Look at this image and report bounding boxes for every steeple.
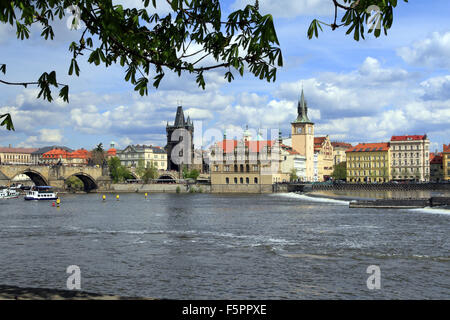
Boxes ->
[294,88,313,124]
[174,105,186,127]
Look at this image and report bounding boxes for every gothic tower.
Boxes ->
[165,105,194,172]
[291,88,315,181]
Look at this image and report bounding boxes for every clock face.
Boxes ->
[297,127,302,134]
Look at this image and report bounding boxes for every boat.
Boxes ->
[0,187,20,199]
[24,186,58,201]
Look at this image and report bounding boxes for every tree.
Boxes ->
[141,160,159,183]
[66,175,84,191]
[0,0,406,130]
[108,155,134,182]
[308,0,408,41]
[332,161,347,180]
[182,167,199,180]
[289,168,298,182]
[90,142,106,165]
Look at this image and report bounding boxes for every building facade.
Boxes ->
[165,105,194,172]
[314,136,334,181]
[209,132,288,193]
[346,143,391,183]
[41,148,90,166]
[31,146,73,164]
[444,144,450,181]
[0,147,37,165]
[390,135,430,181]
[280,144,306,181]
[117,145,167,170]
[331,142,353,165]
[291,89,315,181]
[430,152,443,182]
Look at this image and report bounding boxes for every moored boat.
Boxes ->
[0,187,20,199]
[24,186,58,201]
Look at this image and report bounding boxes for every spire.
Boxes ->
[174,105,186,127]
[223,129,227,140]
[294,88,313,124]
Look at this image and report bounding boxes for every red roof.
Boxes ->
[0,147,38,154]
[331,142,353,150]
[430,153,443,164]
[217,139,274,153]
[391,135,427,141]
[443,144,450,153]
[107,148,117,156]
[43,149,69,158]
[346,143,390,153]
[68,149,91,159]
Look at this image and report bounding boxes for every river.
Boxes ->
[0,192,449,299]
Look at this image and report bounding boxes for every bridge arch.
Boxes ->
[157,173,177,183]
[13,170,49,186]
[65,172,98,192]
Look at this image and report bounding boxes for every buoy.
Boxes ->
[102,195,106,201]
[145,192,148,199]
[52,202,55,207]
[56,198,61,206]
[116,194,119,201]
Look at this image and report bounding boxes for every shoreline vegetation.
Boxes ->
[0,284,152,300]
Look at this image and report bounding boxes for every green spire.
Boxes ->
[294,88,313,124]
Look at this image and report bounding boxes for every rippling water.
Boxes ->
[0,192,449,299]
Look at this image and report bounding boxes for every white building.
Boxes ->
[390,135,430,181]
[280,144,306,181]
[117,145,167,170]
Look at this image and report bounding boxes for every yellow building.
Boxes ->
[291,89,315,181]
[346,143,391,183]
[314,136,334,181]
[209,134,288,193]
[0,146,38,165]
[331,142,353,165]
[444,144,450,181]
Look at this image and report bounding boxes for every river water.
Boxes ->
[0,192,449,299]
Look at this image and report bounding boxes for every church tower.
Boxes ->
[291,89,315,181]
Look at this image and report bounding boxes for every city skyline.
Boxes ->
[1,0,449,151]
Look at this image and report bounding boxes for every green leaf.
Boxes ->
[0,113,15,131]
[59,85,69,103]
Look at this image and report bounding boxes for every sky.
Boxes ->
[0,0,449,152]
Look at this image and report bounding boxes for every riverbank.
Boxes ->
[0,285,152,300]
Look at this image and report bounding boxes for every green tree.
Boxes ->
[141,161,159,183]
[289,168,298,182]
[183,168,200,180]
[0,0,406,130]
[66,175,84,191]
[90,143,106,166]
[108,156,122,183]
[308,0,408,41]
[332,161,347,180]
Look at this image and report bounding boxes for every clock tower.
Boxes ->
[291,89,314,181]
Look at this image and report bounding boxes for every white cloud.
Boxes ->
[38,129,63,143]
[397,31,450,70]
[232,0,333,18]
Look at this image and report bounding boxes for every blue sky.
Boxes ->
[1,0,449,152]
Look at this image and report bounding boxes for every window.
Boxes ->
[226,177,229,184]
[234,177,238,184]
[240,177,243,184]
[246,177,249,184]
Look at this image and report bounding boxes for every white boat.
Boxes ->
[0,187,20,199]
[24,186,58,201]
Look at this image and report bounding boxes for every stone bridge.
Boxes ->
[0,165,111,192]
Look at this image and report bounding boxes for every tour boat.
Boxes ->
[0,187,20,199]
[24,186,58,201]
